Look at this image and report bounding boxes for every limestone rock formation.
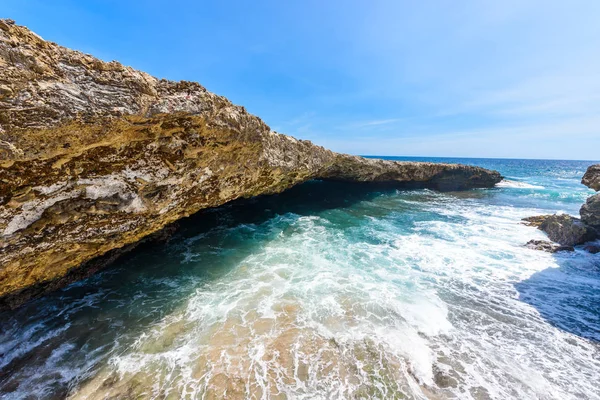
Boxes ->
[582,164,600,191]
[0,19,502,309]
[538,214,596,246]
[521,215,552,228]
[522,214,597,247]
[525,239,574,253]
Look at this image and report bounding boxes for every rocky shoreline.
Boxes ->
[0,20,502,310]
[523,164,600,253]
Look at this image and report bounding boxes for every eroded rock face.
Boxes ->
[0,19,502,309]
[538,214,597,246]
[521,215,552,228]
[580,194,600,229]
[582,164,600,191]
[320,154,501,190]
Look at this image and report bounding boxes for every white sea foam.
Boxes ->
[497,179,545,189]
[59,197,600,399]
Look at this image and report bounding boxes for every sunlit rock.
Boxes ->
[582,164,600,191]
[0,19,502,309]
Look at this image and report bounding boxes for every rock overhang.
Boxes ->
[0,19,502,309]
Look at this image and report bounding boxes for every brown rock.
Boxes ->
[582,164,600,191]
[525,240,574,253]
[0,20,502,309]
[580,193,600,229]
[521,215,552,228]
[539,214,597,246]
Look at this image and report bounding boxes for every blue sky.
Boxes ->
[4,1,600,160]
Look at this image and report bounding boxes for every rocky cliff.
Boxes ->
[0,19,502,309]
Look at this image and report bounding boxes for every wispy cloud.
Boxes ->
[444,73,600,119]
[315,115,600,160]
[340,118,403,129]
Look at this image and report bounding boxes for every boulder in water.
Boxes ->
[583,244,600,254]
[525,239,574,253]
[538,214,597,246]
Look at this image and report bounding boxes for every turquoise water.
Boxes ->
[1,158,600,399]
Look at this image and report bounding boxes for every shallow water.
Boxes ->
[1,157,599,399]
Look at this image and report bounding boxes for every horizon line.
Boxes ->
[360,155,600,163]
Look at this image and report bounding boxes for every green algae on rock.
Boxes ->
[0,19,502,309]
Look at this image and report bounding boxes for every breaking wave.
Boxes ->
[497,179,545,189]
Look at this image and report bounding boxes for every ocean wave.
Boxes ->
[63,198,600,399]
[497,179,545,189]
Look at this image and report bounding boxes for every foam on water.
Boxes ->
[497,179,545,189]
[1,158,599,399]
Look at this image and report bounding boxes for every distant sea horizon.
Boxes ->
[363,155,600,163]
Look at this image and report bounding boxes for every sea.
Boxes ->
[1,157,599,399]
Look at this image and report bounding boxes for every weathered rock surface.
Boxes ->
[523,162,600,250]
[521,215,552,228]
[0,19,502,309]
[523,214,597,247]
[537,214,597,246]
[582,164,600,191]
[525,239,574,253]
[580,193,600,229]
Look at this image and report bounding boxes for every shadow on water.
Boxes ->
[0,180,407,397]
[515,250,600,342]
